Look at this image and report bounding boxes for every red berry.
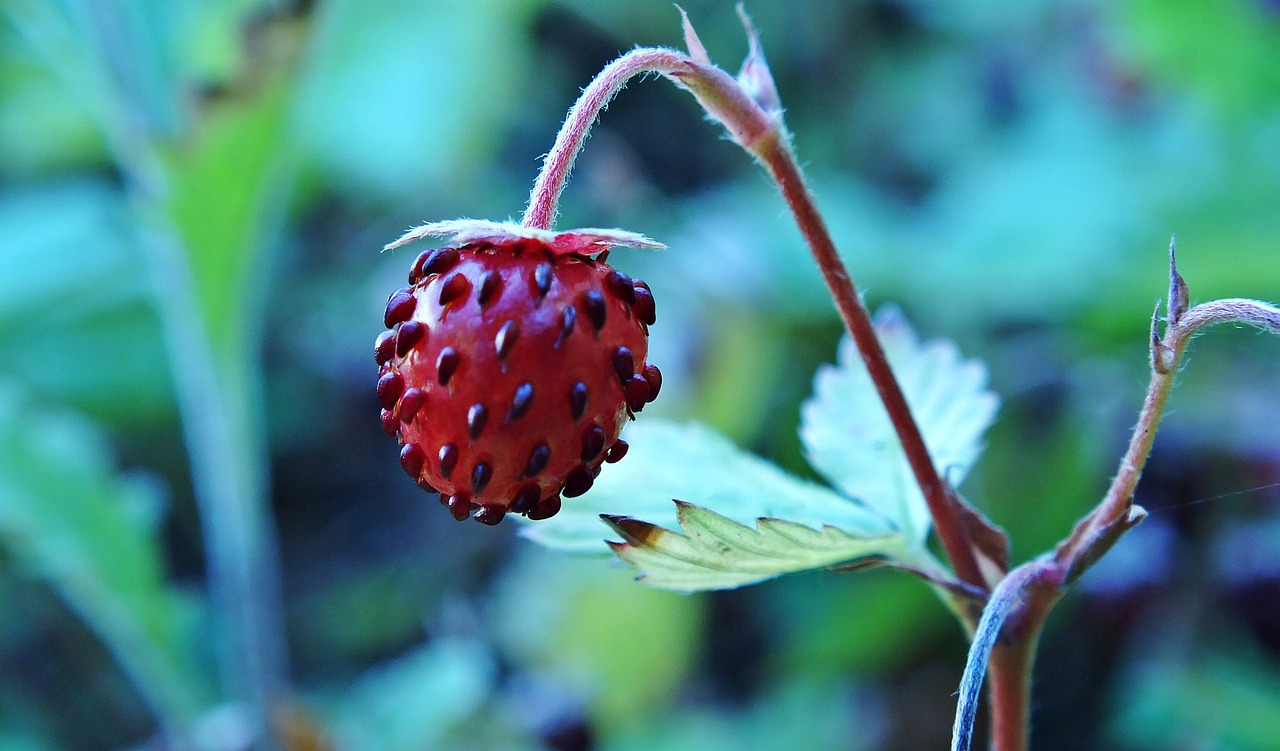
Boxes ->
[376,228,660,523]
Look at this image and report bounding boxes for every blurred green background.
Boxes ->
[1,0,1279,749]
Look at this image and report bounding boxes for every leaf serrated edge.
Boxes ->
[672,500,780,558]
[607,502,918,593]
[602,513,733,569]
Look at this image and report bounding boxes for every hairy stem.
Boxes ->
[1057,293,1280,580]
[519,41,986,591]
[753,133,986,590]
[1055,328,1186,580]
[523,49,692,230]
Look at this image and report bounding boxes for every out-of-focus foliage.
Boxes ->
[0,182,171,427]
[0,0,1277,750]
[0,386,208,726]
[322,637,497,751]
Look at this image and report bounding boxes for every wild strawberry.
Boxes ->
[376,221,663,525]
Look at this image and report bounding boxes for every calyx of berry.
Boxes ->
[385,219,664,255]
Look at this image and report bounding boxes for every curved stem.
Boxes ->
[1054,325,1187,581]
[522,49,692,230]
[1057,294,1280,581]
[519,42,986,591]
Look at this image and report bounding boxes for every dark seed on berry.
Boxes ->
[569,382,588,420]
[475,504,506,525]
[524,443,551,477]
[625,375,650,412]
[409,251,430,284]
[421,246,460,278]
[495,320,520,360]
[377,371,404,409]
[477,270,503,309]
[400,443,425,478]
[642,363,662,401]
[612,346,634,384]
[467,403,488,440]
[581,425,606,461]
[438,273,471,307]
[605,439,629,463]
[471,461,493,494]
[399,387,425,423]
[582,290,607,331]
[563,466,594,498]
[384,287,416,327]
[527,494,562,520]
[438,444,458,478]
[436,347,460,386]
[396,320,425,357]
[534,261,553,299]
[374,330,396,365]
[555,305,577,349]
[632,281,656,325]
[508,382,534,422]
[446,492,472,521]
[510,483,541,514]
[606,270,637,305]
[380,408,398,436]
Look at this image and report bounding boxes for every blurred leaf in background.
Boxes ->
[0,386,206,745]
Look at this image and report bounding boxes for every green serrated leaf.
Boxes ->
[519,420,893,554]
[606,502,912,592]
[0,383,207,729]
[800,306,999,546]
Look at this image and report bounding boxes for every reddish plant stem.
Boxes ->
[523,49,691,230]
[1054,329,1186,580]
[755,134,986,591]
[522,27,1280,751]
[951,559,1062,751]
[520,44,987,592]
[958,321,1185,751]
[973,289,1220,750]
[1059,294,1280,581]
[987,644,1035,751]
[986,585,1060,751]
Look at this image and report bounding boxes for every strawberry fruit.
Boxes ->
[376,221,662,525]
